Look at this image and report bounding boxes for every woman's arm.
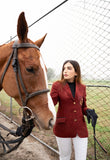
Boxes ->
[50,81,59,105]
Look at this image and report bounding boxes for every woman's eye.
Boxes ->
[67,67,72,70]
[26,67,35,73]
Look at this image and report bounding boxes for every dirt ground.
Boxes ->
[0,105,59,160]
[0,104,109,160]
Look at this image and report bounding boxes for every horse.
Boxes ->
[0,12,56,130]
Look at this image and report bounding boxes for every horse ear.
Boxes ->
[17,12,28,42]
[35,34,47,48]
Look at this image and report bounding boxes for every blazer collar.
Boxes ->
[64,82,78,100]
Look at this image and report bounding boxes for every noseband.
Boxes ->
[0,41,49,107]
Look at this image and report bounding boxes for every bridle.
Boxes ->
[0,41,50,154]
[0,41,49,107]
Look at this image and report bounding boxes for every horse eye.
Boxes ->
[26,67,35,73]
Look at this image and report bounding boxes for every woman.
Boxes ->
[50,60,98,160]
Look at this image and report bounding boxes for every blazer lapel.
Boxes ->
[75,83,78,99]
[63,83,75,100]
[63,82,80,100]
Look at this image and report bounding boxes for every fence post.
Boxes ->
[10,97,13,122]
[10,36,13,122]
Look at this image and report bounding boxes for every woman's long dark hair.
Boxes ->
[60,60,82,84]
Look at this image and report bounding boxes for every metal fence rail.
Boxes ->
[0,111,59,155]
[0,0,110,159]
[46,1,110,159]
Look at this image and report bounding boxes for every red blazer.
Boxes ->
[50,81,88,138]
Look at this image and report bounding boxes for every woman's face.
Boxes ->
[63,62,77,82]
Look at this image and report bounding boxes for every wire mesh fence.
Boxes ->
[46,0,110,159]
[86,86,110,159]
[0,0,110,159]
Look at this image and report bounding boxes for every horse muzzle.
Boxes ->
[34,114,56,130]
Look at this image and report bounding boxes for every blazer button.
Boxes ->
[73,102,76,104]
[74,110,77,113]
[74,119,77,122]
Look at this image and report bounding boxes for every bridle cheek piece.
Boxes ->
[12,41,49,106]
[0,40,49,108]
[0,41,49,154]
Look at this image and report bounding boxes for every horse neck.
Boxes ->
[0,43,13,86]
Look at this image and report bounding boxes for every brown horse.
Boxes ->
[0,12,56,130]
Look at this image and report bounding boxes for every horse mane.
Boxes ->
[17,12,28,42]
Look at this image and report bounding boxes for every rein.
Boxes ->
[0,108,35,155]
[0,41,49,154]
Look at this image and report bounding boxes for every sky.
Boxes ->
[0,0,71,70]
[0,0,67,44]
[0,0,110,81]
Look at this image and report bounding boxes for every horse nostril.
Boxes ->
[49,118,54,129]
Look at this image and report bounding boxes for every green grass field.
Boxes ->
[0,81,110,159]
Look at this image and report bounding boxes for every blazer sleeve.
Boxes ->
[50,81,59,106]
[82,85,88,115]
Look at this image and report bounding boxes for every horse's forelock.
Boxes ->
[17,12,28,42]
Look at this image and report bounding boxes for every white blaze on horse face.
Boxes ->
[40,55,56,122]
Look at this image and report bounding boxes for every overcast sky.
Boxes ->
[0,0,72,72]
[0,0,109,80]
[0,0,67,44]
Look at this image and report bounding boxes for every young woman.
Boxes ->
[50,60,98,160]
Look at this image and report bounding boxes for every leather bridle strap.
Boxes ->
[0,52,14,86]
[0,41,49,107]
[0,42,39,85]
[12,42,40,50]
[12,41,49,106]
[0,41,50,155]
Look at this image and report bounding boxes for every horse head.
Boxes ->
[0,12,56,129]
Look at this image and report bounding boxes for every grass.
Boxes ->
[0,81,110,159]
[0,90,20,116]
[0,90,19,108]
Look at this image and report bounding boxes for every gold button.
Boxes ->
[73,102,76,104]
[74,110,77,113]
[74,119,77,122]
